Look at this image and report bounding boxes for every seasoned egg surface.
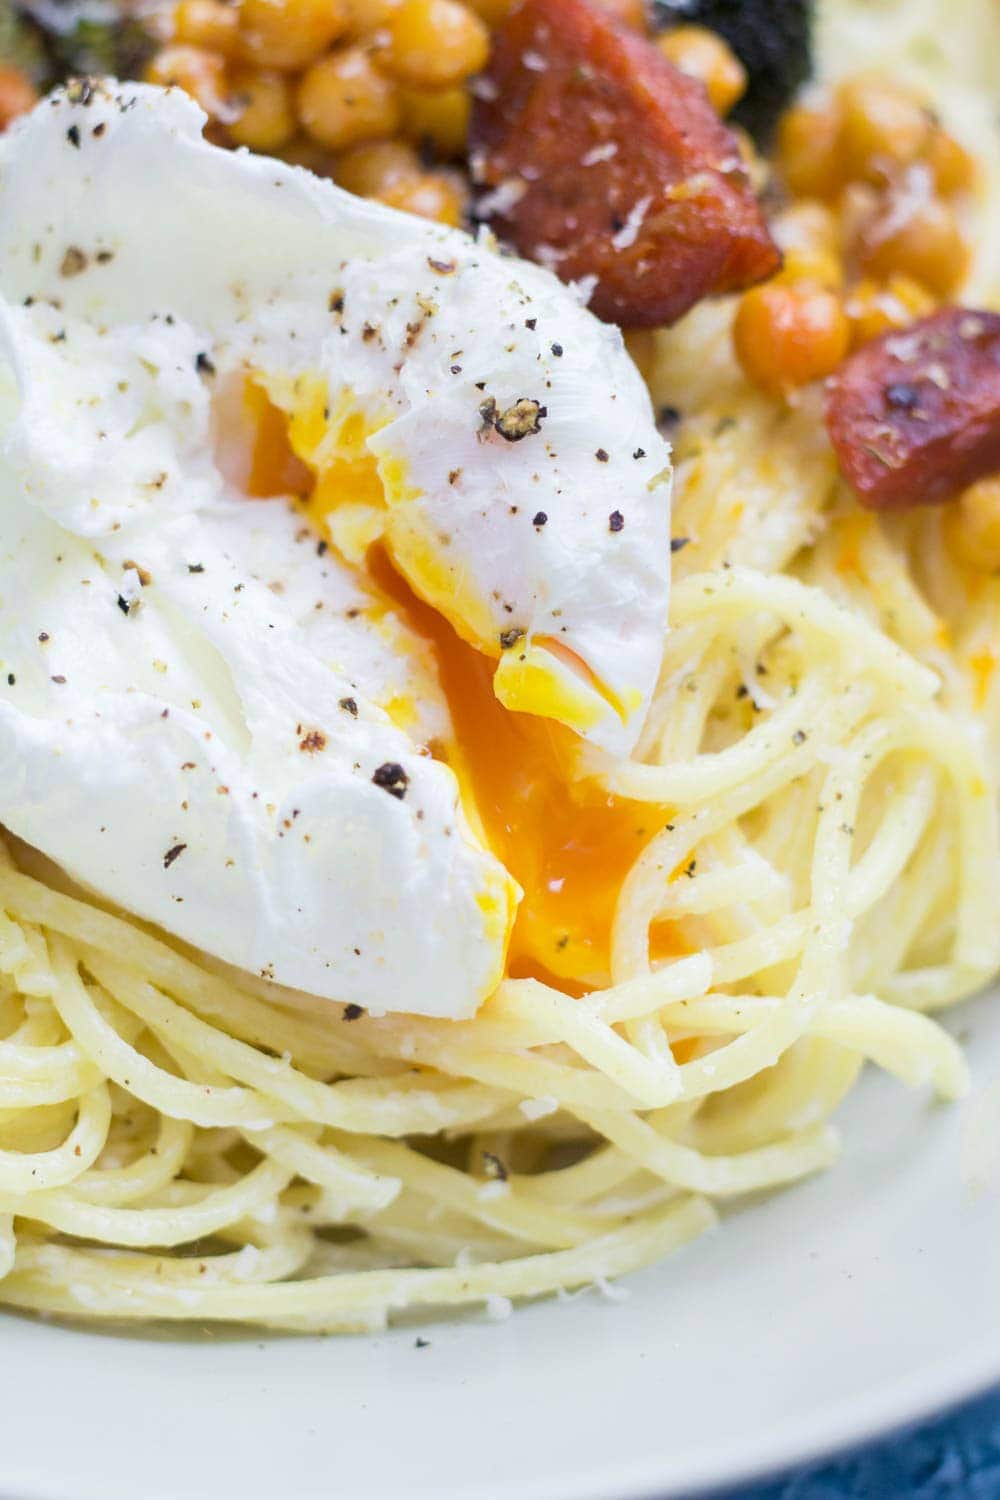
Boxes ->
[0,82,672,1017]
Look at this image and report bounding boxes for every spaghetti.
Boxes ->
[0,0,998,1335]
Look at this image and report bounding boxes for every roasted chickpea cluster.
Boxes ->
[734,74,976,397]
[141,0,492,223]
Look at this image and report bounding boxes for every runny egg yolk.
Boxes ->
[220,376,672,992]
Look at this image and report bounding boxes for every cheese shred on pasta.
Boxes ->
[0,0,998,1334]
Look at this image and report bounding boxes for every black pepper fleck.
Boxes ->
[595,448,609,463]
[343,1003,364,1020]
[670,537,690,553]
[66,124,81,149]
[551,343,563,357]
[339,696,358,716]
[609,510,625,532]
[499,627,525,650]
[195,352,216,376]
[532,511,548,527]
[372,762,409,800]
[493,397,546,442]
[163,843,187,869]
[482,1151,508,1182]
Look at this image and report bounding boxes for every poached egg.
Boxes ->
[0,81,672,1017]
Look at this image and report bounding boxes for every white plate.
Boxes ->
[2,986,1000,1500]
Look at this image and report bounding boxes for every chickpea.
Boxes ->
[923,127,976,197]
[239,0,349,70]
[733,282,851,396]
[173,0,241,55]
[837,74,932,183]
[776,98,843,200]
[399,85,469,157]
[297,47,401,149]
[945,478,1000,574]
[0,65,38,131]
[844,274,935,346]
[341,0,401,38]
[279,134,337,175]
[145,44,229,117]
[854,168,969,298]
[776,247,843,291]
[379,0,490,90]
[227,66,296,150]
[378,169,465,224]
[463,0,512,24]
[656,25,746,116]
[335,137,420,195]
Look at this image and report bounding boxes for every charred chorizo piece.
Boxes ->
[469,0,781,328]
[824,308,1000,511]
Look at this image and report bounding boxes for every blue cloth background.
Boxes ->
[727,1389,1000,1498]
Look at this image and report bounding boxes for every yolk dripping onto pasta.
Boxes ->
[366,547,667,989]
[223,376,671,990]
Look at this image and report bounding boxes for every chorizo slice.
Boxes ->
[824,308,1000,510]
[469,0,781,328]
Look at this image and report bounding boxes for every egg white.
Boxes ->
[0,81,673,1017]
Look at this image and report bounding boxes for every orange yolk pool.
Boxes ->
[367,547,668,989]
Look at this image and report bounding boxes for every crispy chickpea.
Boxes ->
[399,85,469,157]
[227,66,296,150]
[378,168,465,224]
[341,0,401,38]
[145,44,229,116]
[0,65,38,131]
[279,134,337,174]
[239,0,349,70]
[335,137,420,195]
[776,98,843,200]
[463,0,511,24]
[837,74,932,183]
[733,282,851,396]
[775,247,843,291]
[656,25,746,116]
[844,273,935,346]
[945,478,1000,574]
[379,0,490,90]
[923,127,976,197]
[297,47,401,149]
[855,171,970,298]
[173,0,241,55]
